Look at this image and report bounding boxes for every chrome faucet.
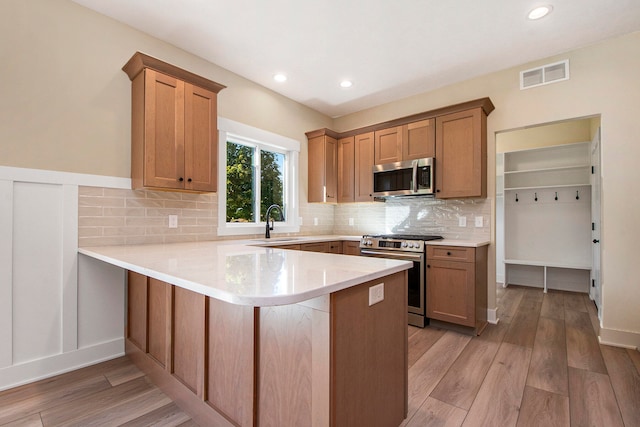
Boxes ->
[265,204,284,239]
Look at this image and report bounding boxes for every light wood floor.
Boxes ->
[1,285,639,427]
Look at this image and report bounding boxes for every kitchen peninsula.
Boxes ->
[79,239,411,427]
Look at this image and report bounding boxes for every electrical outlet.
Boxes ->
[348,217,354,226]
[458,216,467,227]
[313,217,319,226]
[475,216,484,228]
[369,283,384,306]
[168,215,178,228]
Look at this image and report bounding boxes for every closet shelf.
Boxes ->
[504,165,589,175]
[504,183,591,191]
[504,259,591,270]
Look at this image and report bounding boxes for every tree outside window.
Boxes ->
[226,140,285,223]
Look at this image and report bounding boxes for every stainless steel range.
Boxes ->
[360,234,443,327]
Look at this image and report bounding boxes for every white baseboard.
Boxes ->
[487,308,499,324]
[0,338,124,392]
[598,327,640,349]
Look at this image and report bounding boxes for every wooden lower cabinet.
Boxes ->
[126,270,407,427]
[342,240,361,256]
[426,245,488,334]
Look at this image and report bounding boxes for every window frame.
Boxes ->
[217,117,300,236]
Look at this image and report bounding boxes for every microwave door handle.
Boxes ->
[412,160,418,193]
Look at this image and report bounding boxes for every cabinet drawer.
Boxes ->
[427,245,475,262]
[300,242,330,253]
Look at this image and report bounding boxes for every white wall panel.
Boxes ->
[0,180,13,368]
[78,255,125,349]
[12,182,64,364]
[0,167,125,391]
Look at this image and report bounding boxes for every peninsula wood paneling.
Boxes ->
[147,278,170,368]
[172,287,206,396]
[206,299,254,427]
[331,272,408,427]
[127,271,148,352]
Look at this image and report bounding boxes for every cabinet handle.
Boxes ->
[447,251,451,256]
[436,189,441,193]
[427,264,430,268]
[593,239,600,243]
[178,177,184,182]
[188,178,192,182]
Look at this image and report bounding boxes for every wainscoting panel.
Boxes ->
[0,167,129,391]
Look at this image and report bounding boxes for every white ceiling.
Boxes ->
[73,0,640,118]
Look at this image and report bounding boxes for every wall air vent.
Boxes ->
[520,59,569,90]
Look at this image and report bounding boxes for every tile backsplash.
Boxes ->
[79,187,488,247]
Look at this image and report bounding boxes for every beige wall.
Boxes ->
[335,32,640,344]
[0,0,332,200]
[496,118,594,153]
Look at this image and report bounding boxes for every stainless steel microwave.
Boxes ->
[372,158,434,197]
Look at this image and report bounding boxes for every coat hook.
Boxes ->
[534,192,538,202]
[515,193,519,202]
[576,190,580,200]
[555,192,558,201]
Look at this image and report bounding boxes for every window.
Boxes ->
[218,118,300,236]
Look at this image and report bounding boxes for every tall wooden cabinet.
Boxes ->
[123,52,225,192]
[338,136,355,203]
[435,108,487,199]
[354,132,375,202]
[308,130,338,203]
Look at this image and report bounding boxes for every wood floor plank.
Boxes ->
[119,402,192,427]
[516,386,569,427]
[565,310,607,374]
[503,293,542,348]
[563,292,587,312]
[63,386,172,426]
[104,363,145,387]
[176,420,200,427]
[430,322,508,410]
[0,413,43,427]
[583,294,600,335]
[568,367,624,427]
[601,345,640,427]
[540,291,564,320]
[402,331,471,425]
[405,397,467,427]
[526,317,568,396]
[0,374,111,425]
[408,326,447,368]
[627,348,640,375]
[40,376,155,426]
[497,286,524,324]
[462,343,532,427]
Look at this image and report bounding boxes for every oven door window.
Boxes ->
[407,260,423,313]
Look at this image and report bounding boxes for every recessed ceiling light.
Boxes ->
[273,73,287,83]
[528,5,553,20]
[340,80,353,88]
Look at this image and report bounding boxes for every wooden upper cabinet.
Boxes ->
[435,108,487,199]
[123,52,225,193]
[374,126,402,164]
[354,132,374,202]
[402,119,435,160]
[307,131,338,203]
[375,120,435,165]
[338,136,355,203]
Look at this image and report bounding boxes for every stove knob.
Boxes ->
[408,242,414,248]
[366,240,373,246]
[401,242,408,248]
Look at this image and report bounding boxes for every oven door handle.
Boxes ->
[360,249,423,261]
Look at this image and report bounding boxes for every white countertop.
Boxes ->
[79,238,410,307]
[427,238,490,247]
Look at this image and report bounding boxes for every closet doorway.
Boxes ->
[496,117,602,319]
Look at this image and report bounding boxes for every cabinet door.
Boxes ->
[374,126,402,164]
[328,241,343,254]
[300,242,330,253]
[342,241,361,256]
[173,286,206,396]
[127,271,148,352]
[184,83,217,192]
[143,69,185,189]
[435,108,486,198]
[354,132,374,202]
[426,260,475,327]
[338,136,355,203]
[402,119,435,160]
[308,135,337,203]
